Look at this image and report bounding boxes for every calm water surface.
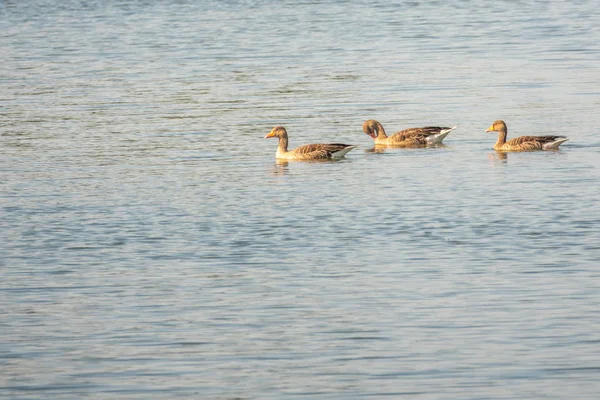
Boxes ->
[2,1,600,398]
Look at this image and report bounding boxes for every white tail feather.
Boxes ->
[543,137,570,150]
[331,146,356,159]
[427,126,457,145]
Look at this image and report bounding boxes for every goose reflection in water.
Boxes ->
[488,151,508,164]
[365,144,447,154]
[365,147,387,153]
[270,159,289,175]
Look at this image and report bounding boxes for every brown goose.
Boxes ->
[362,119,456,147]
[265,126,356,160]
[485,120,569,151]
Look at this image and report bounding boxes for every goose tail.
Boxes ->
[331,145,356,159]
[428,126,457,145]
[543,137,570,150]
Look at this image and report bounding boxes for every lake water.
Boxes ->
[2,1,600,398]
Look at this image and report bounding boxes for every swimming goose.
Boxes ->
[265,126,356,160]
[485,120,569,151]
[362,119,456,147]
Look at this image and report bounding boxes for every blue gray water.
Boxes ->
[2,1,600,398]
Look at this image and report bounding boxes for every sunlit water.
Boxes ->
[2,1,600,399]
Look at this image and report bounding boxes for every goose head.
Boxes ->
[362,119,380,138]
[486,120,507,133]
[265,126,288,139]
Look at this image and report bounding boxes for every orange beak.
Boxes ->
[264,131,275,139]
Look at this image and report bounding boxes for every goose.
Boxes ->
[485,120,569,151]
[265,126,356,160]
[362,119,456,147]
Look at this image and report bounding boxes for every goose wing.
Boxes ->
[506,135,568,150]
[290,143,355,159]
[506,135,566,145]
[388,127,455,145]
[391,127,452,139]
